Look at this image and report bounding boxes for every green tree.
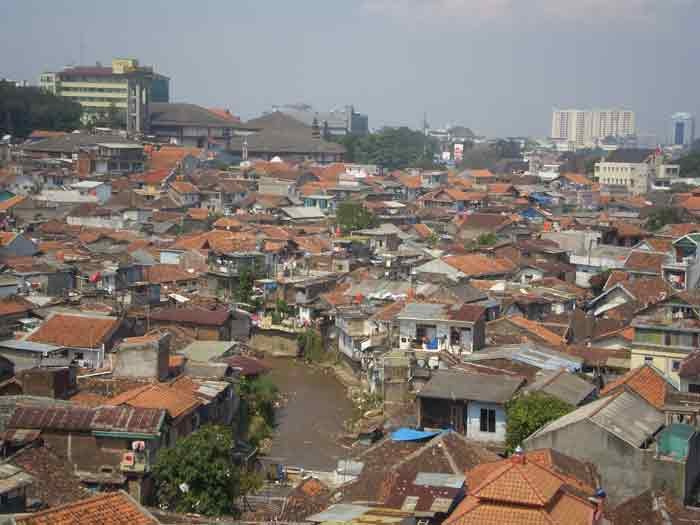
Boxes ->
[333,127,438,170]
[234,267,261,311]
[238,376,279,447]
[336,202,378,233]
[505,393,573,453]
[476,232,498,246]
[153,425,242,517]
[0,81,82,137]
[678,150,700,178]
[297,327,325,362]
[645,206,685,231]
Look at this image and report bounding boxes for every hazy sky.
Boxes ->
[2,0,699,138]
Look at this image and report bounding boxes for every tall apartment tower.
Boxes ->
[551,109,635,148]
[671,112,695,146]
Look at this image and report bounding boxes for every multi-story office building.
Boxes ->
[551,108,635,149]
[671,112,695,147]
[39,58,169,135]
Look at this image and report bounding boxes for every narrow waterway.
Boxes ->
[264,357,354,472]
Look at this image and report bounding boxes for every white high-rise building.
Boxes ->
[551,109,635,148]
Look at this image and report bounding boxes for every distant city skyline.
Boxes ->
[2,0,700,138]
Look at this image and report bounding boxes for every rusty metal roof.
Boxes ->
[8,405,164,436]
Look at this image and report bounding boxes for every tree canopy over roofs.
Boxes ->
[334,127,438,170]
[505,392,573,453]
[678,142,700,178]
[0,81,82,137]
[336,201,378,233]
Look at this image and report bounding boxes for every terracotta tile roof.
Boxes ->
[377,431,499,513]
[144,264,197,285]
[27,313,120,349]
[413,223,434,240]
[613,220,648,239]
[149,146,201,172]
[659,223,700,238]
[681,195,700,211]
[608,489,700,524]
[604,270,630,290]
[295,235,331,254]
[0,295,33,316]
[641,237,673,253]
[371,300,406,322]
[487,183,515,194]
[149,305,231,327]
[445,453,598,525]
[186,208,209,221]
[505,316,566,347]
[453,212,513,231]
[0,231,17,246]
[561,172,593,186]
[620,278,673,307]
[69,391,109,407]
[170,229,256,252]
[221,355,269,377]
[421,188,487,203]
[524,449,599,494]
[138,168,171,186]
[212,216,243,230]
[151,210,184,223]
[108,383,200,419]
[442,254,516,277]
[0,195,26,212]
[679,350,700,379]
[599,364,669,408]
[397,174,422,189]
[207,107,240,122]
[448,303,486,322]
[467,169,495,179]
[169,181,199,194]
[14,490,158,525]
[279,477,332,522]
[623,251,665,274]
[9,444,91,508]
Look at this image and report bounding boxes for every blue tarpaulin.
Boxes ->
[426,337,438,350]
[391,428,441,441]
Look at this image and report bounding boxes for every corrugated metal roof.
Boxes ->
[0,463,33,494]
[413,472,465,488]
[417,371,524,404]
[528,391,664,448]
[0,340,63,354]
[307,503,371,522]
[179,341,237,362]
[397,303,445,320]
[523,369,596,406]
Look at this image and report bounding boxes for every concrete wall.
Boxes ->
[525,419,654,505]
[250,331,298,357]
[466,401,507,443]
[67,215,126,230]
[113,337,169,381]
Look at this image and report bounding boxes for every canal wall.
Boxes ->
[251,330,298,357]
